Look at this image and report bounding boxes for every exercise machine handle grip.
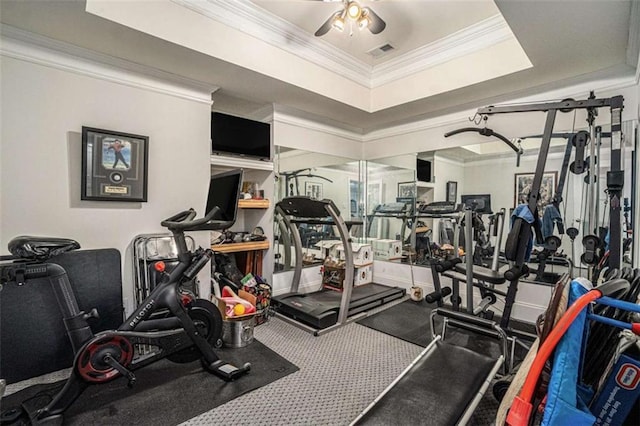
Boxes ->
[435,258,462,273]
[161,209,197,227]
[435,308,498,330]
[425,287,452,304]
[504,264,529,281]
[161,207,224,231]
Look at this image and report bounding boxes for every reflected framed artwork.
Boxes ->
[305,181,323,200]
[81,127,148,202]
[397,181,416,198]
[446,181,458,203]
[514,171,557,207]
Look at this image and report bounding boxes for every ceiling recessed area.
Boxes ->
[0,0,637,133]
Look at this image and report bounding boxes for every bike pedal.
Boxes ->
[127,376,137,388]
[1,406,24,423]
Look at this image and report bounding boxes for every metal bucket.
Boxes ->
[222,316,255,348]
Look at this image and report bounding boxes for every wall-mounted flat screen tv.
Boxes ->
[416,158,432,182]
[211,112,271,160]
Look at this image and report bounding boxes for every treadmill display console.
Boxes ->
[374,203,410,214]
[418,201,459,215]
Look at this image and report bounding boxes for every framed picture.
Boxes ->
[305,181,323,200]
[446,181,458,203]
[514,171,557,208]
[397,181,416,198]
[81,127,148,202]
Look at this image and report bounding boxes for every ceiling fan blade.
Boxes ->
[363,7,386,34]
[315,10,342,37]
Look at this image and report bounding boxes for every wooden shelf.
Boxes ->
[211,240,270,254]
[238,199,270,209]
[210,155,273,171]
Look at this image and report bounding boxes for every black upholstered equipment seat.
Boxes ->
[356,340,498,425]
[8,236,80,261]
[442,263,507,285]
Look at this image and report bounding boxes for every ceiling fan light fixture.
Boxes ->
[346,1,362,20]
[357,15,369,30]
[332,14,345,32]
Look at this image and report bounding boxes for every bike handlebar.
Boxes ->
[161,206,230,232]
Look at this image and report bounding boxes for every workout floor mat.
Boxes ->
[5,302,505,425]
[2,339,298,426]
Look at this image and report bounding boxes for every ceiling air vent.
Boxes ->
[367,43,395,58]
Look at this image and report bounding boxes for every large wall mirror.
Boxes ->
[362,155,416,262]
[273,146,363,273]
[369,120,638,284]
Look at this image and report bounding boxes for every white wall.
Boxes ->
[1,48,214,314]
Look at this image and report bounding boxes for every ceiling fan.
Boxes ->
[314,0,386,37]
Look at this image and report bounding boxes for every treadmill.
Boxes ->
[273,196,405,335]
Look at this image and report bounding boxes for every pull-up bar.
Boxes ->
[444,127,523,166]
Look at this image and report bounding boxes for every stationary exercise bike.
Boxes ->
[1,170,251,425]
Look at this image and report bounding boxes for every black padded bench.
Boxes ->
[352,337,503,425]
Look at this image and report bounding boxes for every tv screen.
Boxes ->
[460,194,492,214]
[205,169,243,227]
[417,159,432,182]
[211,112,271,160]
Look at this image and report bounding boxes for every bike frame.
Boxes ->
[26,229,221,420]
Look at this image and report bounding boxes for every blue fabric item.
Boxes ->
[605,229,610,251]
[542,205,564,240]
[541,280,595,426]
[510,204,538,261]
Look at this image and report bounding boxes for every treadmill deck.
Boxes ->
[273,283,405,330]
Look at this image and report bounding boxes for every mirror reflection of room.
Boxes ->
[273,147,362,272]
[364,156,416,252]
[396,119,637,288]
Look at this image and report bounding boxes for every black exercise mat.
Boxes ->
[2,339,298,426]
[357,299,434,347]
[357,299,533,361]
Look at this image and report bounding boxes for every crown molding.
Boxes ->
[173,0,372,87]
[273,110,363,143]
[362,71,639,143]
[0,25,218,104]
[371,14,513,87]
[173,1,514,89]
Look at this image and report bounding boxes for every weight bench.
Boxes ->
[351,335,503,425]
[427,204,529,333]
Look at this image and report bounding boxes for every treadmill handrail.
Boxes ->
[276,196,342,219]
[274,198,357,331]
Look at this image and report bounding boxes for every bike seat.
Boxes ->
[8,236,80,261]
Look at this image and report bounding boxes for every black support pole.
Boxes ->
[607,96,624,269]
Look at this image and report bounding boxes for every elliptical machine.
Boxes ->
[1,169,250,425]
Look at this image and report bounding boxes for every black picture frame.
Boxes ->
[514,171,557,208]
[397,181,416,198]
[81,127,148,202]
[446,181,457,203]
